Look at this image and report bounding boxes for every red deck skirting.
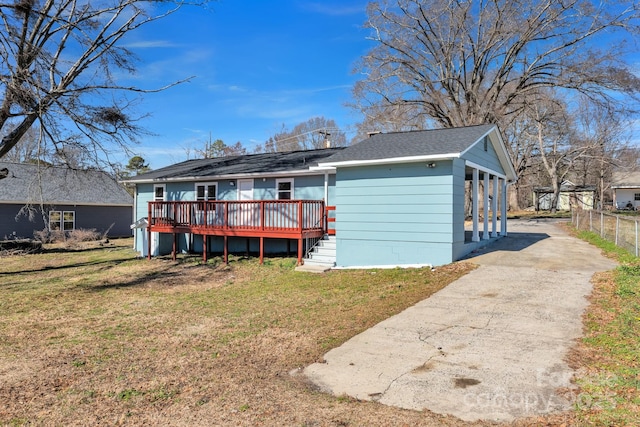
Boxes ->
[146,200,330,264]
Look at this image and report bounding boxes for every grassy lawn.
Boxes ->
[3,229,635,426]
[568,230,640,426]
[1,239,484,426]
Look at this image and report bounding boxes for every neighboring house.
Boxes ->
[0,162,134,239]
[611,171,640,210]
[123,124,517,268]
[532,180,596,211]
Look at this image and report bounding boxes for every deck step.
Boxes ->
[304,235,336,268]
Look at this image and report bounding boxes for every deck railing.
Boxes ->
[148,200,326,234]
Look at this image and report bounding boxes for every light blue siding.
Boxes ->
[335,162,456,267]
[337,240,454,267]
[294,175,325,200]
[463,136,505,175]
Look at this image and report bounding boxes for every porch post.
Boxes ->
[324,171,329,204]
[147,202,152,260]
[483,171,490,240]
[472,168,480,242]
[492,175,499,237]
[501,179,508,236]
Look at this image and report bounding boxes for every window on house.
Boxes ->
[49,211,75,231]
[635,193,640,201]
[196,183,217,201]
[276,179,293,200]
[153,185,165,201]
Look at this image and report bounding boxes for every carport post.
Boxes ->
[491,175,498,237]
[500,179,507,236]
[472,168,480,242]
[483,172,489,240]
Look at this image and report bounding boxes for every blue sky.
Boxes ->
[120,1,372,169]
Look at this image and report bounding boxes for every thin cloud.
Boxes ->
[124,40,180,49]
[300,1,366,16]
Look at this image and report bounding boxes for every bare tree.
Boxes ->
[355,0,640,126]
[352,0,640,207]
[260,117,347,152]
[525,91,602,212]
[0,0,198,165]
[572,99,632,208]
[1,123,49,163]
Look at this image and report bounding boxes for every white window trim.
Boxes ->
[49,210,75,231]
[195,182,218,201]
[276,178,294,200]
[63,211,76,231]
[153,184,166,201]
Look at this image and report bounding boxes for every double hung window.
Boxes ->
[49,211,75,231]
[276,179,293,200]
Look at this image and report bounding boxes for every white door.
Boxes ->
[238,179,253,200]
[151,184,165,255]
[237,179,255,226]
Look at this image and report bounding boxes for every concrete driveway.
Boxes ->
[303,219,617,422]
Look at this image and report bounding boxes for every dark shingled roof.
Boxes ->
[0,162,133,205]
[319,124,496,164]
[126,147,346,181]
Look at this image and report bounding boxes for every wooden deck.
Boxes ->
[147,200,330,264]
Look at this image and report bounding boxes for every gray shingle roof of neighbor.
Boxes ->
[611,171,640,188]
[125,147,347,182]
[319,124,497,165]
[0,162,133,206]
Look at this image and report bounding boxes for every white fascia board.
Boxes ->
[308,165,336,172]
[317,153,461,168]
[611,185,640,189]
[120,168,333,185]
[465,160,507,180]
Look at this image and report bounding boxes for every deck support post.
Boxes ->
[259,237,264,264]
[223,235,228,264]
[203,235,208,263]
[297,238,303,265]
[172,233,177,261]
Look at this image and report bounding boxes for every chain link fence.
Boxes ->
[572,209,640,256]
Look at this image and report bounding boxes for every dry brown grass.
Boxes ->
[0,239,573,426]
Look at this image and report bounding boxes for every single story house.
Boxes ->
[0,162,134,239]
[123,124,517,268]
[532,180,596,211]
[611,171,640,210]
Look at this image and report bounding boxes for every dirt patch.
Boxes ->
[454,378,482,389]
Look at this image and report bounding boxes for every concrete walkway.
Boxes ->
[303,219,617,422]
